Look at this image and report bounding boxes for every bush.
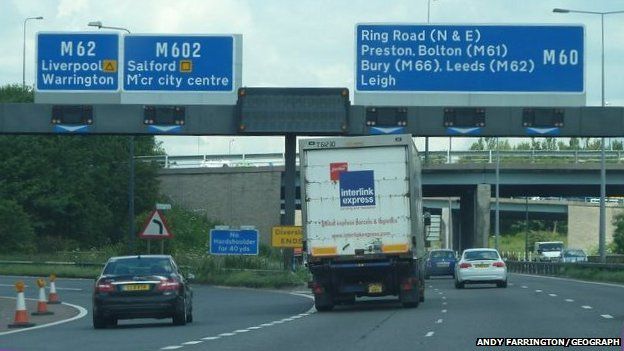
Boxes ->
[612,212,624,254]
[0,199,36,253]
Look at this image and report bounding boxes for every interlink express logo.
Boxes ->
[338,169,376,207]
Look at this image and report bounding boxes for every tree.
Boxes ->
[0,85,163,252]
[612,212,624,254]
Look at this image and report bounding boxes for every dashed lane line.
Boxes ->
[548,293,557,297]
[159,292,315,350]
[521,285,528,289]
[436,319,443,324]
[581,306,592,309]
[565,299,574,302]
[425,331,434,337]
[441,309,447,313]
[535,289,542,293]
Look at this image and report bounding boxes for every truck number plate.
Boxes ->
[368,283,383,294]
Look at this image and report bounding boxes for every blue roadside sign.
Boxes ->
[355,24,584,93]
[123,35,234,92]
[209,229,259,255]
[36,32,120,91]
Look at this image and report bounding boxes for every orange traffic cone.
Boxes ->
[32,278,54,316]
[8,281,35,328]
[48,274,61,304]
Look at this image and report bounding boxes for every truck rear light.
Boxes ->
[459,263,472,269]
[158,278,180,291]
[310,282,324,295]
[492,261,505,268]
[95,282,115,293]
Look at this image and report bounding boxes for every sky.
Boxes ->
[1,0,623,156]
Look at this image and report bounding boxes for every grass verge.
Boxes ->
[0,264,308,289]
[0,264,102,279]
[558,267,624,285]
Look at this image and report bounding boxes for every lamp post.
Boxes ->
[553,8,624,263]
[23,16,43,87]
[89,21,135,252]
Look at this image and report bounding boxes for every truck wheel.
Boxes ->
[400,284,420,308]
[314,293,334,312]
[419,282,425,303]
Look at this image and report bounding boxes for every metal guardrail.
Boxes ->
[0,260,104,267]
[506,260,624,275]
[138,149,624,169]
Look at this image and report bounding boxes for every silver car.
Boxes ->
[455,248,507,289]
[561,249,588,263]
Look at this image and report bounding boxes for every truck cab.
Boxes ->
[534,241,564,262]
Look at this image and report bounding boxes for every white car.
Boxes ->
[455,248,507,289]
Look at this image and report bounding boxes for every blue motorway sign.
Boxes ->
[124,35,234,91]
[356,24,584,93]
[209,229,259,255]
[36,32,119,91]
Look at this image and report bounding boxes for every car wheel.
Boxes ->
[173,298,187,326]
[497,280,508,288]
[186,303,193,323]
[455,280,464,289]
[93,312,106,329]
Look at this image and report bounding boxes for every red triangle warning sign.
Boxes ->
[139,210,173,239]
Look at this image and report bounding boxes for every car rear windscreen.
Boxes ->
[103,257,173,276]
[464,251,499,261]
[430,251,454,259]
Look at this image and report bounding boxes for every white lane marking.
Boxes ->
[441,296,446,300]
[425,331,434,337]
[509,283,515,286]
[436,319,443,324]
[182,341,203,345]
[442,302,447,305]
[535,289,542,293]
[581,305,592,309]
[512,273,624,289]
[601,314,614,319]
[565,299,574,302]
[441,309,447,313]
[0,284,82,291]
[429,285,433,288]
[548,293,557,297]
[521,285,528,289]
[163,291,316,349]
[0,298,88,336]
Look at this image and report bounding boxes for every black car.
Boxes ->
[93,255,193,328]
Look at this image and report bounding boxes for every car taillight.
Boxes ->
[158,278,180,291]
[459,263,472,269]
[493,261,506,268]
[95,282,115,293]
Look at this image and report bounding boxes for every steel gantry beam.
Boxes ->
[1,102,623,137]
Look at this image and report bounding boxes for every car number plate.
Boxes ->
[437,262,450,267]
[122,284,150,291]
[475,264,489,268]
[368,283,383,294]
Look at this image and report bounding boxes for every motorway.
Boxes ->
[0,274,621,351]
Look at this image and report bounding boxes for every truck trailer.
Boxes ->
[300,135,427,311]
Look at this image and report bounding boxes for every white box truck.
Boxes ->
[300,135,426,311]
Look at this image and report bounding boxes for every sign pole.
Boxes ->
[147,240,151,254]
[160,240,164,254]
